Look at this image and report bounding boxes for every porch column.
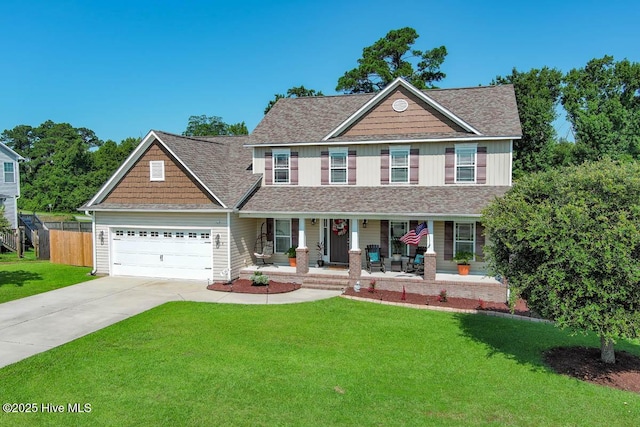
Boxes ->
[348,218,362,287]
[424,219,436,281]
[296,217,309,274]
[350,218,359,250]
[426,220,435,254]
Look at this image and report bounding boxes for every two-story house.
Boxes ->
[0,141,23,229]
[82,78,521,302]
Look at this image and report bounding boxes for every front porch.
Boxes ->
[239,264,507,303]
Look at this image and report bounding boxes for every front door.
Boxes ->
[329,219,349,264]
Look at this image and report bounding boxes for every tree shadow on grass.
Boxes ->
[0,270,43,287]
[454,312,599,372]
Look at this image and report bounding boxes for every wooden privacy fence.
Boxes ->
[50,229,93,267]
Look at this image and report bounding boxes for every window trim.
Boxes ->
[274,218,292,253]
[329,148,348,184]
[272,149,290,185]
[455,144,477,184]
[390,147,410,184]
[149,160,165,181]
[454,221,476,260]
[3,162,15,183]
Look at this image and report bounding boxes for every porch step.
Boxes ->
[302,276,350,291]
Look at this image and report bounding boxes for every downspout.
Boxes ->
[226,211,232,283]
[86,210,98,275]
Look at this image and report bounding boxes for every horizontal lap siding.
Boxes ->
[230,216,257,279]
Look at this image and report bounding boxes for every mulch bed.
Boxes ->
[545,346,640,394]
[343,287,532,317]
[206,279,300,294]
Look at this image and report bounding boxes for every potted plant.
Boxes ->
[452,251,473,275]
[286,246,297,267]
[391,237,404,261]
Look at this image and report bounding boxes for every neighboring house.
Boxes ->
[0,141,23,229]
[82,78,521,301]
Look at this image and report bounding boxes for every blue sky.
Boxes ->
[1,0,638,143]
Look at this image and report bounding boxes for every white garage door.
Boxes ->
[111,229,213,281]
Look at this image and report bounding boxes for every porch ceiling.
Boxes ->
[238,186,509,218]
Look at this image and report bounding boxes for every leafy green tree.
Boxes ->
[264,85,324,114]
[1,121,103,212]
[183,115,248,136]
[483,159,640,364]
[336,27,447,93]
[492,67,563,177]
[90,137,141,187]
[561,55,640,162]
[0,206,10,232]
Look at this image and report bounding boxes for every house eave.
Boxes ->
[244,135,520,148]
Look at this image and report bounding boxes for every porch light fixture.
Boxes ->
[362,219,368,228]
[311,218,317,225]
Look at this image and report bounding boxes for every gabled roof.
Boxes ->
[324,77,481,140]
[0,142,25,161]
[248,82,521,146]
[84,131,259,211]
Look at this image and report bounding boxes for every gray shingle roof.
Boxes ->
[152,131,260,208]
[239,186,510,217]
[250,84,521,145]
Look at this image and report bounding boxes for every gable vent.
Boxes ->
[150,160,165,181]
[392,99,408,112]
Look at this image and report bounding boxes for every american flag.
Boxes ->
[399,222,429,246]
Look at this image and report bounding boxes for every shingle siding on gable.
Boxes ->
[103,141,217,205]
[340,87,467,137]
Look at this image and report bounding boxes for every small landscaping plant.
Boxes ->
[286,247,297,258]
[250,271,270,286]
[437,289,448,302]
[368,279,376,293]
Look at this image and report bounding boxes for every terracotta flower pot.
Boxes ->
[457,264,470,275]
[288,258,297,267]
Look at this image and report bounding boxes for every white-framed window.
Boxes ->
[455,145,477,183]
[390,221,409,256]
[150,160,165,181]
[275,219,291,253]
[329,148,348,184]
[390,147,409,183]
[3,162,14,183]
[454,222,475,258]
[273,149,290,184]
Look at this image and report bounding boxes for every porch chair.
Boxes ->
[406,246,427,275]
[365,244,385,273]
[254,241,274,266]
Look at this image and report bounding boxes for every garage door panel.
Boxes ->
[111,229,213,281]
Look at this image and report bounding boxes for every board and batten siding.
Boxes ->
[253,140,512,187]
[94,211,229,278]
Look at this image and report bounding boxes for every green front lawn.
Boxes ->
[0,252,95,303]
[1,298,638,426]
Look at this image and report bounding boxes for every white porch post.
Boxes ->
[350,218,359,250]
[427,220,435,254]
[298,217,307,249]
[348,218,362,287]
[296,217,309,274]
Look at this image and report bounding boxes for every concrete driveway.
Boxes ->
[0,276,342,369]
